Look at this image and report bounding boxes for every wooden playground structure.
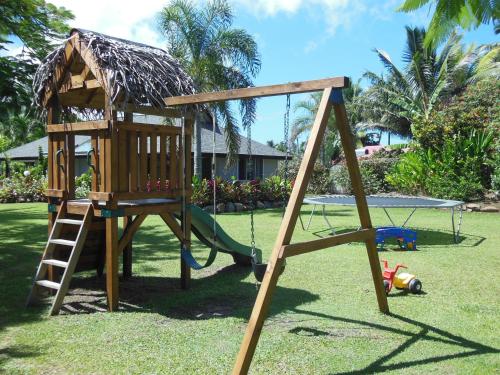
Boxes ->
[27,29,389,374]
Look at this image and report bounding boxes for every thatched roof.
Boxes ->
[33,28,196,110]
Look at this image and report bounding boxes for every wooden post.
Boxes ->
[123,215,133,279]
[332,91,388,313]
[104,95,120,311]
[106,213,119,311]
[180,117,193,289]
[47,102,60,284]
[233,88,334,374]
[66,134,75,199]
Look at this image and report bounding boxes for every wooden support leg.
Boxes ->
[106,216,119,311]
[233,88,334,374]
[332,91,389,314]
[122,216,133,279]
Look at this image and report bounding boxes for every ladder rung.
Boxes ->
[36,280,61,290]
[49,239,76,247]
[42,259,68,268]
[57,219,83,225]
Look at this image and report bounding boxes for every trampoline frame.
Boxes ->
[300,195,464,243]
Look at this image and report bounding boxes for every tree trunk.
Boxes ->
[193,113,203,178]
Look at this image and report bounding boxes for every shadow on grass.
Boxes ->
[55,264,319,320]
[303,226,484,248]
[289,309,499,374]
[0,345,42,367]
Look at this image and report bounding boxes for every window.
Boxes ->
[238,157,263,180]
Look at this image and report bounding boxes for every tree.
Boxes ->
[291,78,362,164]
[398,0,499,47]
[159,0,261,177]
[360,26,494,136]
[0,0,73,147]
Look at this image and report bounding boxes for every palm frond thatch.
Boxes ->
[33,28,197,110]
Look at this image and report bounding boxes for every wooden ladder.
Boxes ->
[26,202,93,315]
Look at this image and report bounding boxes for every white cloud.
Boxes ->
[234,0,367,35]
[48,0,166,47]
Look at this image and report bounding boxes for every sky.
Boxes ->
[12,0,500,144]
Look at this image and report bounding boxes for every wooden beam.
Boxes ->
[45,189,67,199]
[113,104,192,119]
[164,77,349,106]
[281,229,375,258]
[117,122,183,135]
[47,120,109,133]
[332,94,389,314]
[118,214,147,254]
[88,190,180,202]
[233,88,334,374]
[160,213,183,242]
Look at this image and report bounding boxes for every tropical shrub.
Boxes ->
[387,130,495,200]
[412,80,500,150]
[0,174,47,203]
[190,175,292,207]
[75,169,92,199]
[331,157,399,195]
[281,158,332,194]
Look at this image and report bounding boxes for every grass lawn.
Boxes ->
[0,202,499,374]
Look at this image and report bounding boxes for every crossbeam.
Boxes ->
[281,228,375,258]
[163,76,349,106]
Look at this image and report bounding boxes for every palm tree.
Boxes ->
[360,26,493,136]
[398,0,499,47]
[291,79,363,164]
[159,0,261,176]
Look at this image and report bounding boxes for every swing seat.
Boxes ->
[252,259,286,282]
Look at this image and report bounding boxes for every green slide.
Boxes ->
[184,205,263,266]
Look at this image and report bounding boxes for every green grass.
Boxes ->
[0,202,499,374]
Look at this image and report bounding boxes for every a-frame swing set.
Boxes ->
[163,79,390,374]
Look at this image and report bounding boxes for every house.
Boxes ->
[1,123,286,180]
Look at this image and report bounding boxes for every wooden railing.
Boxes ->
[87,122,184,201]
[46,133,75,199]
[46,121,190,202]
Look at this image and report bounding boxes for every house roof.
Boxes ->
[1,136,91,161]
[1,131,285,160]
[33,28,196,110]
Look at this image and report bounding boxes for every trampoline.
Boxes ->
[300,195,464,243]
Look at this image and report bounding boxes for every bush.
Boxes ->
[386,130,495,201]
[0,174,47,203]
[412,80,500,150]
[190,175,291,207]
[75,169,92,199]
[488,142,500,192]
[280,158,332,194]
[331,157,399,195]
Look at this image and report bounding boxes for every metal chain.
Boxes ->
[247,123,256,254]
[212,111,217,247]
[282,94,291,209]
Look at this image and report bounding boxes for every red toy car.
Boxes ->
[381,260,422,294]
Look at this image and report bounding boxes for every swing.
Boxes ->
[248,95,290,282]
[180,97,290,282]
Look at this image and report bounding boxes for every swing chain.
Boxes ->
[212,110,217,247]
[247,123,256,254]
[283,94,291,207]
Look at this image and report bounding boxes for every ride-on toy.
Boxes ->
[376,226,417,250]
[381,260,422,294]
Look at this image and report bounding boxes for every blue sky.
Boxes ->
[9,0,499,144]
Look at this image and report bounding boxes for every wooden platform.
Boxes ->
[56,198,182,217]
